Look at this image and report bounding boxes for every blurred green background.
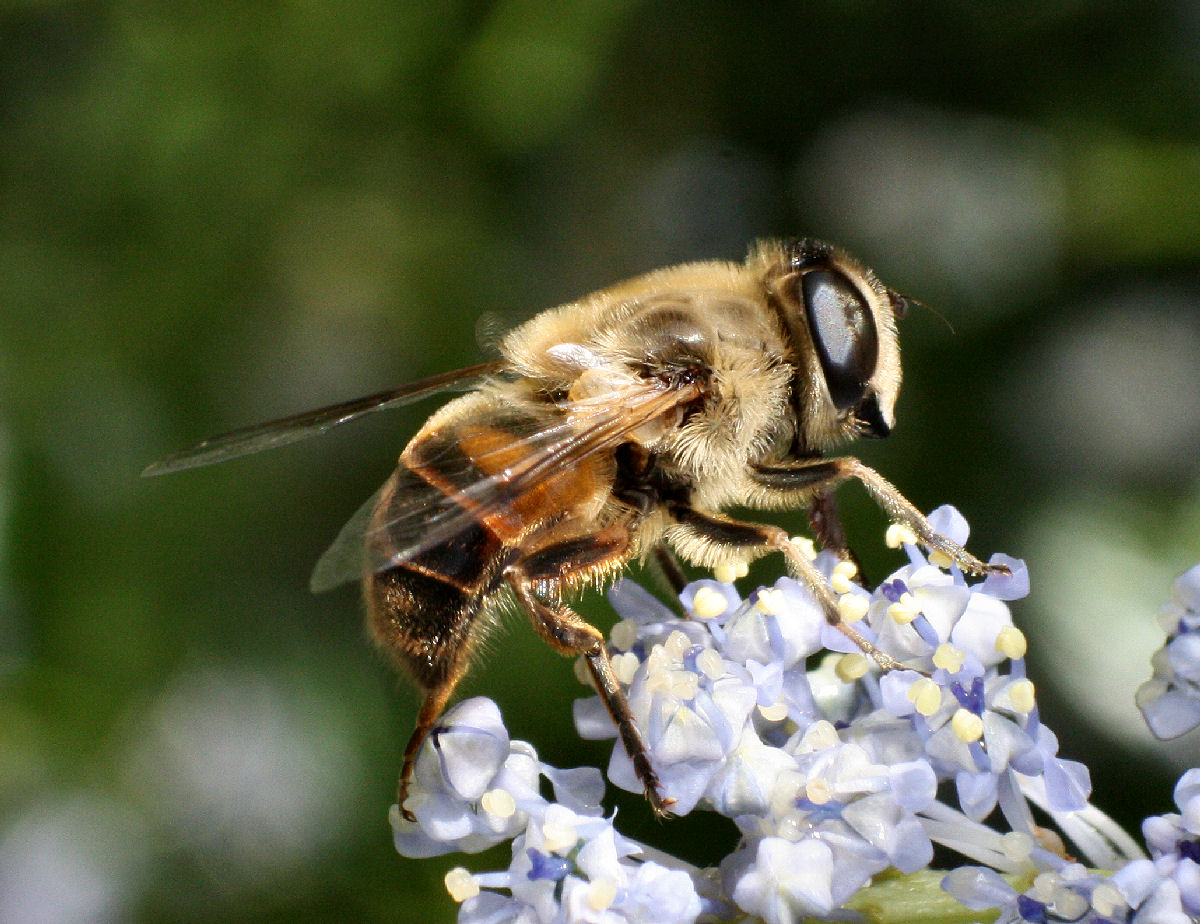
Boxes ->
[4,1,1200,920]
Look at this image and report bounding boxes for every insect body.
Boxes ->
[145,238,1006,820]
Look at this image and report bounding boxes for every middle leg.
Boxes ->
[667,502,907,672]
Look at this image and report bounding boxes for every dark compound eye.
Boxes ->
[801,268,879,410]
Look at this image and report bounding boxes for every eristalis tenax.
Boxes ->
[145,238,1006,819]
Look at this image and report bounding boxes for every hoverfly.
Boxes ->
[145,238,1006,819]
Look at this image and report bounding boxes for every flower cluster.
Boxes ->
[390,697,704,922]
[1138,564,1200,740]
[390,506,1200,923]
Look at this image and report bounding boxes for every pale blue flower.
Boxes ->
[1139,565,1200,740]
[387,509,1200,924]
[392,697,604,858]
[727,837,839,923]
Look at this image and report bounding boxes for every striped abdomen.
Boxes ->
[364,388,612,689]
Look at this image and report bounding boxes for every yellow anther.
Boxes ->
[610,619,639,651]
[664,630,691,660]
[759,701,789,722]
[1008,679,1036,714]
[951,708,984,742]
[995,625,1028,660]
[887,592,921,624]
[755,588,786,615]
[790,536,817,561]
[1091,882,1127,918]
[587,878,617,911]
[445,867,480,902]
[886,523,918,549]
[837,593,869,623]
[612,651,640,685]
[1000,831,1034,863]
[907,677,944,716]
[691,585,729,619]
[647,643,677,673]
[932,643,965,674]
[805,778,833,804]
[541,819,578,853]
[1050,888,1088,921]
[481,788,516,818]
[801,719,840,751]
[713,562,738,584]
[696,648,725,680]
[928,550,954,569]
[835,653,869,682]
[734,561,750,579]
[669,670,699,700]
[829,561,857,594]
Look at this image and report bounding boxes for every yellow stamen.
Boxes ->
[887,592,921,624]
[908,677,944,716]
[932,643,965,673]
[713,562,738,584]
[758,701,788,722]
[696,648,725,680]
[835,653,869,682]
[1008,679,1036,714]
[444,867,479,902]
[664,630,691,660]
[755,588,786,615]
[805,777,833,804]
[691,586,728,619]
[886,523,918,548]
[951,708,984,742]
[669,670,699,700]
[541,819,578,853]
[610,619,639,651]
[587,878,617,911]
[995,625,1028,660]
[837,593,869,623]
[928,550,954,569]
[789,536,817,561]
[612,652,640,685]
[480,788,516,818]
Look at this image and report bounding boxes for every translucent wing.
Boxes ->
[309,376,703,591]
[310,480,389,592]
[142,361,503,476]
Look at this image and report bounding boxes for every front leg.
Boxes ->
[666,503,907,672]
[751,457,1009,578]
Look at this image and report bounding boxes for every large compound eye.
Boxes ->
[801,268,878,410]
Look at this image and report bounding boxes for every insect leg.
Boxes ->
[508,533,675,817]
[751,457,1009,577]
[367,559,497,822]
[808,487,871,588]
[651,544,688,595]
[666,503,906,672]
[397,682,462,822]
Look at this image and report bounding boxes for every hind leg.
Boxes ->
[367,566,484,821]
[508,526,675,816]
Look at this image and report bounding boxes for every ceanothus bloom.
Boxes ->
[1139,564,1200,740]
[389,507,1200,924]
